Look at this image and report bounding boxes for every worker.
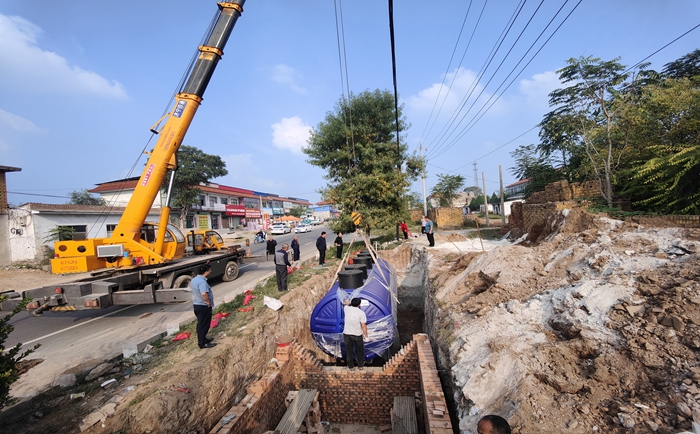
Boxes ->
[291,236,301,261]
[274,243,291,291]
[266,236,277,261]
[425,217,435,247]
[334,232,343,259]
[191,264,216,349]
[477,415,511,434]
[343,297,368,371]
[316,232,327,266]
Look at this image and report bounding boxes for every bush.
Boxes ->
[0,297,40,409]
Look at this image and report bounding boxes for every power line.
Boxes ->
[622,22,700,75]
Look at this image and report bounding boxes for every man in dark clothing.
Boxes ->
[316,232,327,266]
[266,236,277,261]
[291,236,301,261]
[274,243,291,291]
[477,415,511,434]
[334,232,343,259]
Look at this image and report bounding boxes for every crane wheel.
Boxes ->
[173,274,194,288]
[222,261,239,282]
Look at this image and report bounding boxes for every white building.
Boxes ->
[8,203,160,263]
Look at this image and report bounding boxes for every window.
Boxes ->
[209,197,218,207]
[186,214,195,228]
[199,195,206,206]
[106,224,117,237]
[221,198,228,205]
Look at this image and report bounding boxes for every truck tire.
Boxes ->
[173,274,194,288]
[222,260,239,282]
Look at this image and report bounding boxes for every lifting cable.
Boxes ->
[388,0,401,166]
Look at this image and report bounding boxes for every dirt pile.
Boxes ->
[1,270,337,434]
[425,208,700,433]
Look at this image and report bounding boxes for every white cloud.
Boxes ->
[219,153,283,190]
[0,109,46,134]
[271,116,311,154]
[407,68,492,113]
[0,14,127,98]
[518,71,561,110]
[270,64,307,94]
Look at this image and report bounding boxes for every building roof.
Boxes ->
[88,178,139,193]
[18,202,128,213]
[0,165,21,173]
[505,178,530,188]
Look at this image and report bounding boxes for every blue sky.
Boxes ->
[1,0,698,207]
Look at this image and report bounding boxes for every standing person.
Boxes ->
[190,264,216,349]
[316,232,327,266]
[477,415,511,434]
[274,243,291,291]
[421,215,427,234]
[399,221,409,239]
[343,298,368,371]
[334,232,344,259]
[266,236,277,261]
[291,236,301,261]
[425,217,435,247]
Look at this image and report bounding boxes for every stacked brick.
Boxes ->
[428,207,463,229]
[284,390,324,434]
[415,335,453,434]
[523,202,577,231]
[211,334,455,434]
[527,180,601,204]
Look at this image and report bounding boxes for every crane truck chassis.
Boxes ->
[0,244,258,314]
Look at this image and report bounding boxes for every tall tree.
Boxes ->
[547,56,634,208]
[289,205,306,218]
[304,90,423,232]
[166,145,228,226]
[663,49,700,80]
[0,297,39,409]
[623,78,700,213]
[69,189,105,206]
[431,174,465,207]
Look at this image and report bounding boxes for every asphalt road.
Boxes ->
[5,225,343,398]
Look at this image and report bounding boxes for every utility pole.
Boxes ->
[421,143,428,216]
[482,171,490,227]
[499,165,506,225]
[472,162,478,189]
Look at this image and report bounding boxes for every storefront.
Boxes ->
[225,204,246,229]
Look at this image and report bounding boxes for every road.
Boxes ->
[6,225,341,398]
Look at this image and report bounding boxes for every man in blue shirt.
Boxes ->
[425,217,435,247]
[191,264,216,349]
[274,243,291,291]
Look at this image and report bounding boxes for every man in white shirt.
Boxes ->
[343,297,368,371]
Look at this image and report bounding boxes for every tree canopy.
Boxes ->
[510,49,700,214]
[304,90,423,232]
[431,174,465,207]
[166,145,228,225]
[69,189,105,206]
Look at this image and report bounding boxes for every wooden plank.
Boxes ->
[392,396,418,434]
[275,389,317,434]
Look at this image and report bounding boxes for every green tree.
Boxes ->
[623,78,700,213]
[289,205,306,218]
[304,90,423,233]
[0,297,39,409]
[166,145,228,226]
[407,191,422,209]
[663,49,700,80]
[509,144,565,197]
[548,56,635,208]
[431,174,465,207]
[69,189,105,206]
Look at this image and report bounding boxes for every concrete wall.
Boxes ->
[0,214,10,266]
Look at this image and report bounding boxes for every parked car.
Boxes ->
[271,224,291,235]
[309,219,322,226]
[295,224,311,233]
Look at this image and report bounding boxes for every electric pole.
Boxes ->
[421,143,427,216]
[499,165,505,225]
[482,171,490,227]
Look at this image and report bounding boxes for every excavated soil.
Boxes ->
[416,208,700,433]
[4,209,700,434]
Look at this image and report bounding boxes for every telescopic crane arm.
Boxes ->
[51,1,246,274]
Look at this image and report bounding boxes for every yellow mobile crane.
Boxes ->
[0,1,252,314]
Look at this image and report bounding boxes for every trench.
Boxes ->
[395,246,462,433]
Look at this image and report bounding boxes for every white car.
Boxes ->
[270,224,290,235]
[295,224,311,233]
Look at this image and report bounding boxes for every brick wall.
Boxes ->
[523,201,578,231]
[428,207,463,229]
[527,180,600,204]
[213,334,454,433]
